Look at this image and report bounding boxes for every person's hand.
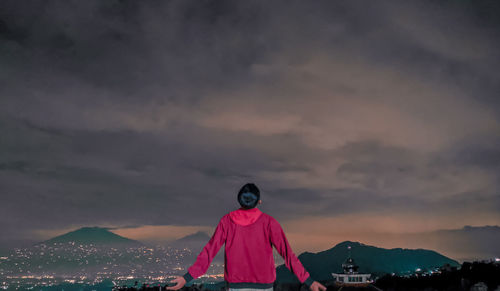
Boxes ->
[166,276,186,290]
[309,281,327,291]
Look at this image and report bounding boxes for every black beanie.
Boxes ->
[237,183,260,209]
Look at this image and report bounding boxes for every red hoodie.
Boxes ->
[182,207,314,289]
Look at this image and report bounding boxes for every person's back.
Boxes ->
[167,183,326,291]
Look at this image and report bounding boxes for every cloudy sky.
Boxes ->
[1,0,499,259]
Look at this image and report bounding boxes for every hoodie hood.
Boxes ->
[229,207,263,226]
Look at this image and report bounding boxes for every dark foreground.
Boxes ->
[374,261,500,291]
[113,281,380,291]
[113,262,500,291]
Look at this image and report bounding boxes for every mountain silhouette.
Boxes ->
[168,231,211,249]
[38,226,143,247]
[177,231,211,243]
[276,241,460,283]
[167,230,227,264]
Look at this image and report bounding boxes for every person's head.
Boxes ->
[237,183,261,209]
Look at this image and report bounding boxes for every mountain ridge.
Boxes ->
[276,240,459,283]
[37,226,144,247]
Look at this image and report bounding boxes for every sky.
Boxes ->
[1,0,499,260]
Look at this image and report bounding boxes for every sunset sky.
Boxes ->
[1,1,499,260]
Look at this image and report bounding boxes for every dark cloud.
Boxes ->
[1,0,499,251]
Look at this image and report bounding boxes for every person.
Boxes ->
[166,183,327,291]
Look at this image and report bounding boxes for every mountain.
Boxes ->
[1,227,196,277]
[167,231,227,264]
[176,231,211,244]
[37,226,144,247]
[168,231,211,249]
[276,241,460,283]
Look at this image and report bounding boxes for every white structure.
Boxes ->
[470,282,488,291]
[331,246,371,286]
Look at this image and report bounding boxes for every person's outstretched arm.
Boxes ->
[269,217,327,291]
[167,217,226,290]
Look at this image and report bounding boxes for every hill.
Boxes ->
[167,230,226,263]
[38,226,144,247]
[276,241,459,283]
[169,230,211,249]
